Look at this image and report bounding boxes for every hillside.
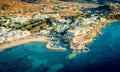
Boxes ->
[0,0,119,17]
[0,0,41,11]
[0,0,42,17]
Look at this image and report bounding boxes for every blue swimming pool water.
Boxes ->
[0,21,120,72]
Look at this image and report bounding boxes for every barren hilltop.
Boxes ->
[0,0,40,11]
[0,0,100,17]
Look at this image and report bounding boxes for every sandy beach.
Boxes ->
[0,36,50,51]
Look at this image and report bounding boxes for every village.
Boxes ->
[0,1,119,58]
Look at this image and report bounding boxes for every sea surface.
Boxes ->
[0,22,120,72]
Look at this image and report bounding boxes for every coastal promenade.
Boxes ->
[0,36,50,51]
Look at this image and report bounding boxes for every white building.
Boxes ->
[0,37,5,44]
[66,29,85,37]
[0,27,6,32]
[100,18,106,22]
[63,29,86,42]
[56,25,69,32]
[36,30,50,36]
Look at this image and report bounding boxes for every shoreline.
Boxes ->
[0,36,50,51]
[0,20,118,58]
[68,20,116,58]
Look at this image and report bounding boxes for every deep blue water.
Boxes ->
[0,22,120,72]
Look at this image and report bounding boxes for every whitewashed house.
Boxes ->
[37,30,50,36]
[101,18,106,22]
[0,37,5,44]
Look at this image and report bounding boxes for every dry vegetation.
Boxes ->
[0,0,41,17]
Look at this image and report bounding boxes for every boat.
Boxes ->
[64,43,69,47]
[82,47,90,52]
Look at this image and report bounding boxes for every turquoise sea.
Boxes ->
[0,22,120,72]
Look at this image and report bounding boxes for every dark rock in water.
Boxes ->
[97,31,102,36]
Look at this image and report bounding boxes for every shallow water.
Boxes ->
[0,22,120,72]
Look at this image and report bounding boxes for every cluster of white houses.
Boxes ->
[0,16,30,24]
[10,16,31,24]
[74,16,106,25]
[0,11,106,45]
[82,17,106,24]
[33,13,59,20]
[34,15,106,39]
[0,13,59,25]
[0,27,31,44]
[35,30,50,36]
